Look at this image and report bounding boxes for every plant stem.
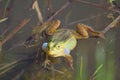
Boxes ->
[47,1,72,21]
[75,0,120,14]
[1,18,31,46]
[102,15,120,34]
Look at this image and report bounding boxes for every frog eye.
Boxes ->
[56,45,61,49]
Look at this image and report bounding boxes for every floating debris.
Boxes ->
[0,18,8,23]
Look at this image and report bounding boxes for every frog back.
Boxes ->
[50,29,77,50]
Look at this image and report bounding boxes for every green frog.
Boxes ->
[33,20,104,69]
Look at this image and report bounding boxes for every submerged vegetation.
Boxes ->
[0,0,120,80]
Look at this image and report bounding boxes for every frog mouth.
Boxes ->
[47,51,63,57]
[47,51,56,57]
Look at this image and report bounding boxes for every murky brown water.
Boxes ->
[0,0,120,80]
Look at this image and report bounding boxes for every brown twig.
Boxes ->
[66,12,107,25]
[51,65,55,80]
[1,18,30,46]
[12,69,25,80]
[65,11,72,25]
[46,0,54,18]
[0,17,8,23]
[32,1,72,34]
[3,0,10,17]
[47,1,72,21]
[75,0,120,14]
[32,0,43,24]
[34,0,120,34]
[102,15,120,34]
[46,67,64,74]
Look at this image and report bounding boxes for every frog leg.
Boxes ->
[24,33,41,48]
[64,48,74,69]
[77,23,105,38]
[41,42,51,68]
[72,23,104,39]
[32,20,60,34]
[24,20,61,48]
[42,54,52,68]
[45,20,61,35]
[64,54,74,70]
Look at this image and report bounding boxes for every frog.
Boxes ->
[27,20,105,69]
[35,20,104,69]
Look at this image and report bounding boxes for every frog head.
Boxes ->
[42,29,77,57]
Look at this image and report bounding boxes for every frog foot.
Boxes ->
[64,55,74,70]
[98,32,105,39]
[42,59,52,69]
[76,23,105,39]
[90,32,105,39]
